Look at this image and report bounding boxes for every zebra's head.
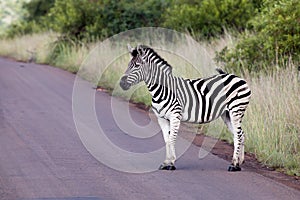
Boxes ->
[120,44,148,90]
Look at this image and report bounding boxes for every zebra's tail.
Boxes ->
[216,68,227,74]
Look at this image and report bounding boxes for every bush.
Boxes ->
[216,0,300,73]
[163,0,260,39]
[47,0,99,41]
[47,0,170,41]
[5,0,55,37]
[5,0,263,42]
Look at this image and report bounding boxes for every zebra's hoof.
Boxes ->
[228,165,241,172]
[159,164,176,170]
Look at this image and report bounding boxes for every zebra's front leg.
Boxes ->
[157,114,181,170]
[159,142,177,171]
[157,118,175,170]
[169,113,181,164]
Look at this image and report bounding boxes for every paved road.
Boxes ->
[0,58,299,200]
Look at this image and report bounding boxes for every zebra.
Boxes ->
[120,44,251,171]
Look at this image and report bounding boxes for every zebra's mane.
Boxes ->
[141,46,173,75]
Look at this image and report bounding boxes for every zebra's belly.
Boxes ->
[181,107,224,124]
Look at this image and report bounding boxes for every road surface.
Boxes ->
[0,58,299,200]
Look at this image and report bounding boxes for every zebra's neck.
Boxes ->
[143,49,174,93]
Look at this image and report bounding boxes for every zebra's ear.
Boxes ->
[127,44,134,53]
[128,44,138,57]
[137,44,144,56]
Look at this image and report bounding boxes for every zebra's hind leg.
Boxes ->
[221,110,244,172]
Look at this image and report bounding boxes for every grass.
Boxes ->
[0,32,299,176]
[46,41,91,73]
[243,68,300,175]
[0,32,57,63]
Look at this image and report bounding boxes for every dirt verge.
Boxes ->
[193,134,300,191]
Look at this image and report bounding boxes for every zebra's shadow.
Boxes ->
[173,145,231,172]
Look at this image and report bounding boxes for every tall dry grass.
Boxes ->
[243,68,300,175]
[47,42,92,73]
[0,32,57,63]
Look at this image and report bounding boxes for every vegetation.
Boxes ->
[3,0,55,36]
[216,0,300,73]
[163,0,262,39]
[5,0,299,73]
[0,32,56,62]
[4,0,169,41]
[0,0,299,176]
[244,68,300,176]
[0,0,29,35]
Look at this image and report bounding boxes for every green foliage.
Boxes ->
[47,0,170,41]
[4,0,262,41]
[47,0,98,40]
[5,20,42,37]
[216,0,300,73]
[0,0,26,35]
[100,0,168,37]
[23,0,55,22]
[163,0,259,39]
[5,0,55,37]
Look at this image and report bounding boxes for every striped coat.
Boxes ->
[120,45,251,171]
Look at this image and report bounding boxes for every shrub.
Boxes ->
[47,0,170,41]
[163,0,260,39]
[5,0,55,37]
[216,0,300,73]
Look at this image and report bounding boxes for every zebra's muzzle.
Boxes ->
[120,75,131,90]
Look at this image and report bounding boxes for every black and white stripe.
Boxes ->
[120,45,251,171]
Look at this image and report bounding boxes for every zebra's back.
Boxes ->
[177,73,251,123]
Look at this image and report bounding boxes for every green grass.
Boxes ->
[0,32,299,176]
[46,41,91,73]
